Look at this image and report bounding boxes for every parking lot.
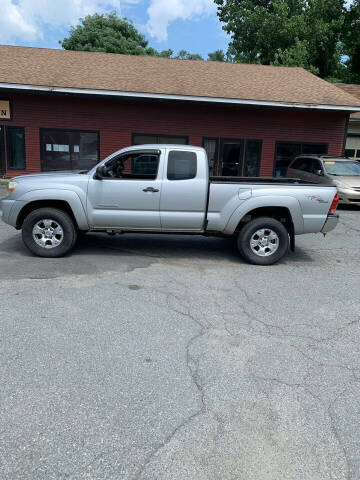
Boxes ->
[1,184,360,480]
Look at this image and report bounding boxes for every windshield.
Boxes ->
[324,161,360,176]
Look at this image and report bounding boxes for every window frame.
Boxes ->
[132,133,189,146]
[273,141,329,177]
[39,128,100,172]
[101,149,161,181]
[6,125,26,171]
[167,150,197,181]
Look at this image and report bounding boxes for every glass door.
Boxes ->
[0,126,4,176]
[220,139,244,176]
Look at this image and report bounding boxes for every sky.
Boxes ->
[0,0,230,59]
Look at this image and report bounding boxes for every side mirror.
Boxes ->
[95,165,107,180]
[316,169,324,176]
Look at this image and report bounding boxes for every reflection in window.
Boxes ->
[105,152,160,179]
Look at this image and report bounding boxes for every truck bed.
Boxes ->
[210,176,326,185]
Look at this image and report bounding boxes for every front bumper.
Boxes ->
[337,188,360,205]
[0,198,17,226]
[321,214,339,233]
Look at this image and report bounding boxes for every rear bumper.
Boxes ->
[321,214,339,233]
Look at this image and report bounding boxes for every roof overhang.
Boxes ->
[1,81,360,112]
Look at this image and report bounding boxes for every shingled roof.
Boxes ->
[336,84,360,119]
[1,45,360,112]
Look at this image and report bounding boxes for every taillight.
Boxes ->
[329,193,339,215]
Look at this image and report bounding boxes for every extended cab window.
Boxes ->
[167,151,197,180]
[104,152,160,180]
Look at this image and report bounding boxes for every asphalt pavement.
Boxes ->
[1,185,360,480]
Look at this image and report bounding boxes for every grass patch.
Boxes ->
[0,179,9,185]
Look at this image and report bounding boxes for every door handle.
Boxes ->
[143,187,159,193]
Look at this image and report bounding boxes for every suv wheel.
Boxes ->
[22,208,77,258]
[237,217,289,265]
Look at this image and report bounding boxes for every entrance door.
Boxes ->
[0,126,4,176]
[220,139,244,176]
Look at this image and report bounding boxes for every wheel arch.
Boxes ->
[14,189,89,231]
[16,200,78,229]
[234,206,295,251]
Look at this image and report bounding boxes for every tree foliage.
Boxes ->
[342,0,360,83]
[215,0,360,82]
[60,13,157,56]
[61,13,203,61]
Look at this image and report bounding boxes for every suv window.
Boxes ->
[104,152,160,179]
[291,158,311,172]
[308,158,323,174]
[167,151,197,180]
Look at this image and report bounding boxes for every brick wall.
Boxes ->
[0,92,348,177]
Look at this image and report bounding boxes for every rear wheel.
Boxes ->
[237,217,289,265]
[22,208,77,257]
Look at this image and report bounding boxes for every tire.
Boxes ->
[22,208,77,258]
[237,217,289,266]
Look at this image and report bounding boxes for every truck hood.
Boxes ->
[12,170,89,182]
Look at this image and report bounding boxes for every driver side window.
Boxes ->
[104,152,160,180]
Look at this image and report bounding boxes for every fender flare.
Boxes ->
[223,195,304,235]
[16,189,89,230]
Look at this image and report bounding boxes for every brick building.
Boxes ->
[0,45,359,178]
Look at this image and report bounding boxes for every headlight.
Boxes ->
[8,181,19,194]
[333,180,350,189]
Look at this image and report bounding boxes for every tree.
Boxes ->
[61,13,204,61]
[176,50,203,60]
[272,38,319,75]
[342,0,360,83]
[60,12,157,56]
[215,0,348,79]
[208,49,226,62]
[215,0,306,65]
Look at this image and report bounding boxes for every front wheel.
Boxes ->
[237,217,289,265]
[22,208,77,258]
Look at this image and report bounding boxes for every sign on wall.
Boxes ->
[0,100,11,120]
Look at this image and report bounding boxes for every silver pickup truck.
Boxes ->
[0,145,339,265]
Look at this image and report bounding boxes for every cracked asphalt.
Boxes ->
[1,185,360,480]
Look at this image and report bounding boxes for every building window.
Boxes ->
[345,134,360,160]
[203,138,219,174]
[274,142,328,177]
[345,149,356,158]
[244,140,262,177]
[132,134,188,146]
[203,137,263,177]
[40,129,99,171]
[6,126,26,170]
[167,151,197,180]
